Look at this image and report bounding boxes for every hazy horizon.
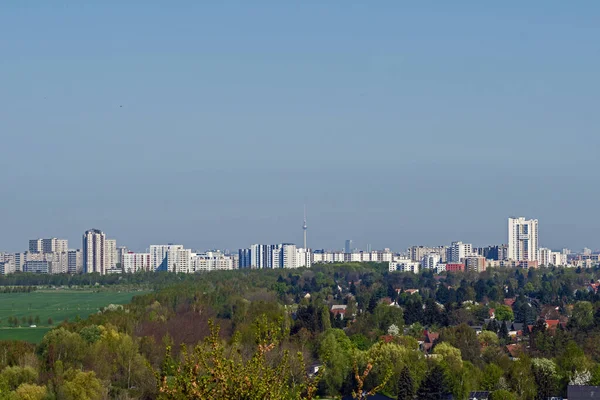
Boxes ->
[2,2,599,253]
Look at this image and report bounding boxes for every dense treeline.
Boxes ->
[1,263,600,399]
[0,287,36,294]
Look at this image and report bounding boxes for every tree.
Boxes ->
[433,342,462,372]
[481,364,504,391]
[318,329,353,396]
[531,358,559,400]
[499,321,509,342]
[495,305,514,322]
[416,364,451,400]
[396,366,414,400]
[27,316,33,326]
[12,383,47,400]
[571,301,594,331]
[60,369,105,400]
[478,331,499,347]
[34,316,40,325]
[158,317,320,399]
[490,389,517,400]
[47,317,53,326]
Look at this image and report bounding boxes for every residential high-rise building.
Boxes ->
[409,246,448,262]
[29,239,42,253]
[281,244,298,269]
[344,240,353,254]
[68,250,82,274]
[83,229,106,274]
[165,247,192,273]
[190,251,234,272]
[29,238,68,254]
[465,256,486,273]
[116,247,129,266]
[105,239,117,269]
[508,217,539,261]
[150,244,183,271]
[421,253,441,270]
[122,252,151,273]
[447,241,473,263]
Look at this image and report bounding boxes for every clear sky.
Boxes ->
[1,1,599,253]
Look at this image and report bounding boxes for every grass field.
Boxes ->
[0,289,149,343]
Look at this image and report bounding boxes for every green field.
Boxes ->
[0,289,149,343]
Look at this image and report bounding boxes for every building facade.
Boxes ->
[508,217,539,261]
[122,252,152,273]
[83,229,106,274]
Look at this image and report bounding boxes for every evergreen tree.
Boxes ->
[499,321,510,341]
[416,364,450,400]
[397,365,415,400]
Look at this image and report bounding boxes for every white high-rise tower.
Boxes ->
[303,205,307,249]
[508,217,539,262]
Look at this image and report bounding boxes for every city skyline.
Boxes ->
[2,3,600,253]
[2,215,597,256]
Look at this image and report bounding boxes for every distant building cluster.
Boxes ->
[0,216,597,275]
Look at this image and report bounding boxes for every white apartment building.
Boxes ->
[29,238,68,254]
[508,217,539,261]
[409,246,448,262]
[281,244,298,269]
[83,229,106,274]
[122,252,152,273]
[106,239,118,269]
[150,245,184,271]
[389,259,420,274]
[190,252,234,272]
[538,248,567,266]
[165,247,192,273]
[24,260,50,274]
[0,261,15,275]
[447,241,473,263]
[68,250,82,274]
[296,248,312,268]
[421,253,441,270]
[312,250,393,264]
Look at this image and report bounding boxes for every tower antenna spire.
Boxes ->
[303,204,307,249]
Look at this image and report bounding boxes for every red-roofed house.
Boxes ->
[503,298,516,308]
[506,344,523,360]
[421,330,439,353]
[330,305,347,320]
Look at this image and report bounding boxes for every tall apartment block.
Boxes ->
[29,238,68,254]
[83,229,106,274]
[508,217,539,261]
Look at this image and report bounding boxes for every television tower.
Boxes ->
[303,205,307,249]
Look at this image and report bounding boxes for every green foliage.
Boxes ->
[416,364,451,400]
[481,364,504,391]
[158,317,320,400]
[11,383,47,400]
[495,305,514,322]
[0,366,38,392]
[318,329,353,396]
[373,305,404,334]
[396,366,414,400]
[490,389,517,400]
[59,369,104,400]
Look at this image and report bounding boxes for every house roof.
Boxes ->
[567,385,600,399]
[506,344,522,358]
[503,298,516,307]
[469,392,490,400]
[331,305,347,310]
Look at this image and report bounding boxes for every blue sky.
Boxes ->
[1,1,599,252]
